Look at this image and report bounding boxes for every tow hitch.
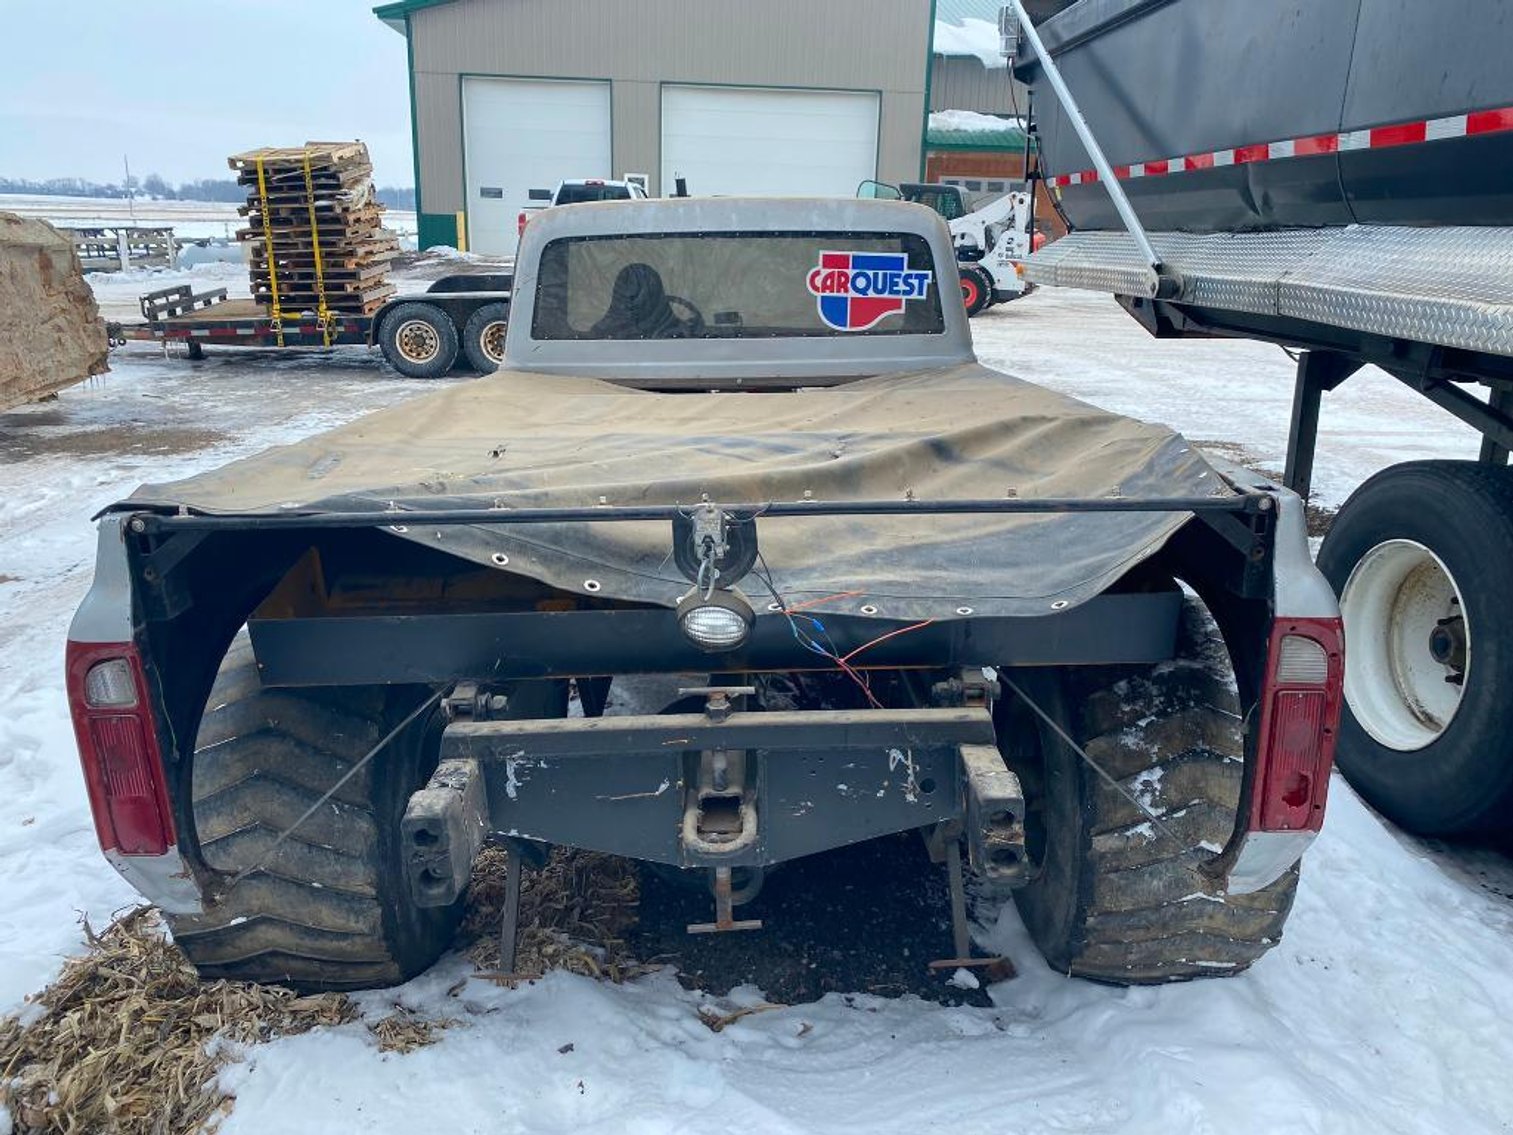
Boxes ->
[400,681,1032,969]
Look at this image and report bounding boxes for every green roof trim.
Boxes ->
[926,124,1032,151]
[934,0,1003,26]
[373,0,457,32]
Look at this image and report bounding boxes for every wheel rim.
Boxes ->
[395,319,441,365]
[960,278,979,308]
[1339,538,1469,751]
[480,320,506,365]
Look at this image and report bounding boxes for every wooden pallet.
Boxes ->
[230,140,397,318]
[229,141,372,171]
[252,287,395,316]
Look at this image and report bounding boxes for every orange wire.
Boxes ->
[834,656,884,709]
[783,590,867,615]
[840,619,938,666]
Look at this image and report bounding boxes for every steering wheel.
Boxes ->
[665,295,706,338]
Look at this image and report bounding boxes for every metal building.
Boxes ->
[375,0,935,254]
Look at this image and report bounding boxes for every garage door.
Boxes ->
[462,77,611,255]
[661,86,879,199]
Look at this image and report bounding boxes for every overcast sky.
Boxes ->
[1,0,414,186]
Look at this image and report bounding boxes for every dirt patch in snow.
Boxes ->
[631,832,994,1008]
[1194,438,1337,536]
[0,423,228,461]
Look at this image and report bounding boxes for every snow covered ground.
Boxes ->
[971,289,1486,511]
[3,285,1512,1133]
[0,194,419,248]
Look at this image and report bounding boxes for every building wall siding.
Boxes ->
[930,56,1026,115]
[408,0,931,212]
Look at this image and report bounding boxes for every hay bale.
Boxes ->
[0,212,108,412]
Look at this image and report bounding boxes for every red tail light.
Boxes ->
[517,211,529,237]
[1250,619,1345,833]
[66,641,175,856]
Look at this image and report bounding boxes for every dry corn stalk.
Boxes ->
[0,906,354,1135]
[462,845,648,982]
[0,849,644,1133]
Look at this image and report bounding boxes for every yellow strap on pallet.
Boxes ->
[254,157,285,347]
[302,153,334,347]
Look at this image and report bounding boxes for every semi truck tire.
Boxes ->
[461,302,510,374]
[959,266,992,317]
[378,302,459,379]
[1317,460,1513,836]
[166,636,462,991]
[999,611,1298,984]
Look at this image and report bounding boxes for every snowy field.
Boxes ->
[0,194,418,246]
[3,284,1512,1133]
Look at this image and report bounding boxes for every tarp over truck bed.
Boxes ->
[125,365,1231,619]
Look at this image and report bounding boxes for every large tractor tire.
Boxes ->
[1317,460,1513,836]
[166,636,462,991]
[999,607,1299,984]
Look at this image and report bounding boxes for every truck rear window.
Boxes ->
[531,232,945,340]
[555,184,634,205]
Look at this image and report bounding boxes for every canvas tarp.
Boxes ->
[126,365,1232,619]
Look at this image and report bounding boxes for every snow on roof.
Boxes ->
[927,110,1030,151]
[933,15,1006,69]
[930,109,1023,135]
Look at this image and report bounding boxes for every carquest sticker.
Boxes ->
[806,251,934,331]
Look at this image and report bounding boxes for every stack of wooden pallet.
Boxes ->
[229,141,398,318]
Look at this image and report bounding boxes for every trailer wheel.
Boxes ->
[165,636,461,991]
[999,602,1298,984]
[959,266,991,317]
[461,302,510,373]
[1318,460,1513,835]
[379,302,458,379]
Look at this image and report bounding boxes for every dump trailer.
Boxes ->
[67,197,1341,991]
[1009,0,1513,837]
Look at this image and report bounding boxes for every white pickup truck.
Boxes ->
[518,177,650,238]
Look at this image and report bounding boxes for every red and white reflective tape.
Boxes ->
[1049,105,1513,189]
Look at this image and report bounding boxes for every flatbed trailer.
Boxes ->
[1008,0,1513,839]
[116,273,514,378]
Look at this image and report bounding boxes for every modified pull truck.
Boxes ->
[67,197,1341,991]
[1007,0,1513,837]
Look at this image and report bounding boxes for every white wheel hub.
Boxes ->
[1339,539,1468,751]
